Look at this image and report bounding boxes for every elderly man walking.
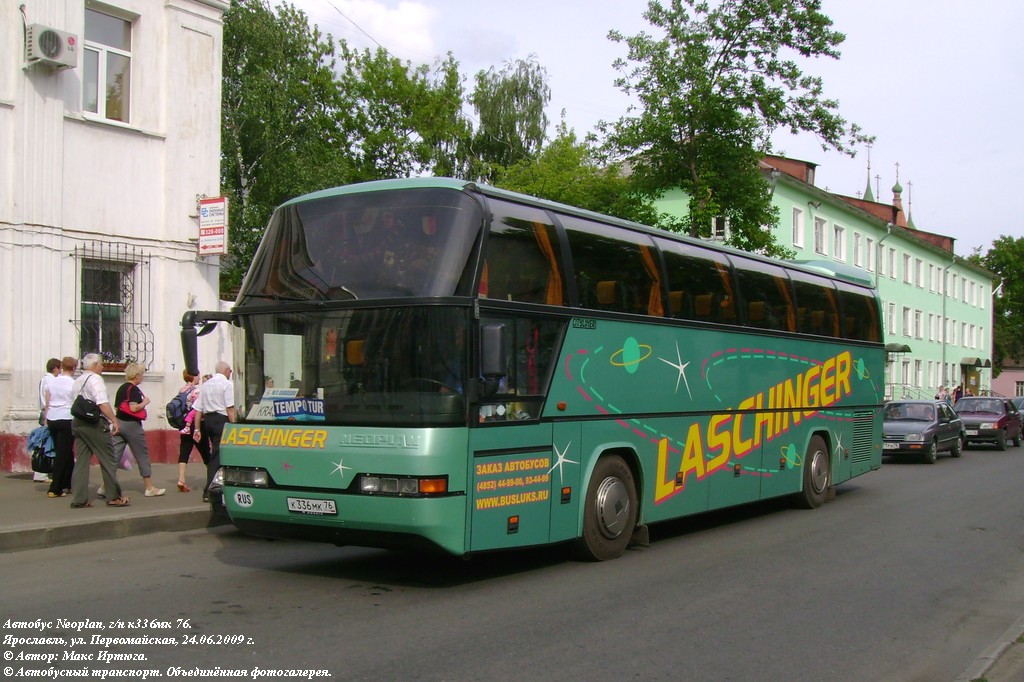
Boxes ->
[69,353,130,508]
[192,360,237,502]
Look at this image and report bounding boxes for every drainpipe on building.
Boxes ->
[941,258,956,386]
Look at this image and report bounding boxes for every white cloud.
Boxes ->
[293,0,438,63]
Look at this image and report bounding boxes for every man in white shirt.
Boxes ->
[193,361,237,501]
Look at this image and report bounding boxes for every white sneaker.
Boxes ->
[144,488,166,497]
[33,473,49,482]
[97,486,105,498]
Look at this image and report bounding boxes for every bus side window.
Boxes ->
[835,283,882,342]
[656,236,733,323]
[560,214,659,316]
[791,271,841,337]
[731,256,795,332]
[483,200,565,305]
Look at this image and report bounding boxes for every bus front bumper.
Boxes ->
[222,486,468,556]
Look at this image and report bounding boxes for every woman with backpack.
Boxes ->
[175,371,210,492]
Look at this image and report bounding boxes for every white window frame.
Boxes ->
[914,310,923,340]
[813,217,827,256]
[791,208,804,248]
[83,6,134,124]
[903,253,912,284]
[853,233,862,268]
[914,258,923,288]
[866,237,875,272]
[833,224,845,261]
[711,216,729,241]
[888,248,896,280]
[887,302,896,335]
[902,306,911,337]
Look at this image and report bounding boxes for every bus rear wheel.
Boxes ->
[574,455,637,561]
[794,435,830,509]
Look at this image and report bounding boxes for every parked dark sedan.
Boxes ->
[954,396,1023,450]
[882,400,964,463]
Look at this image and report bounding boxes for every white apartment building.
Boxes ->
[1,0,229,470]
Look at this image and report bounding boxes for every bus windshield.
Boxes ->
[238,187,483,302]
[239,306,469,427]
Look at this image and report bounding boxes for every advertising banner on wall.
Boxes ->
[198,196,229,255]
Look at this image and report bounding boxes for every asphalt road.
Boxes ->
[3,446,1024,681]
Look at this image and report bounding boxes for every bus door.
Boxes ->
[707,411,765,510]
[468,422,556,552]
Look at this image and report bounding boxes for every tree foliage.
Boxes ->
[604,0,870,255]
[220,0,349,294]
[336,46,472,180]
[970,237,1024,372]
[470,57,551,180]
[219,1,476,295]
[495,123,658,226]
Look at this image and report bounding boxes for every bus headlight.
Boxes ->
[223,467,270,487]
[358,475,448,496]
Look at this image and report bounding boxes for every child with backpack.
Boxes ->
[171,371,209,492]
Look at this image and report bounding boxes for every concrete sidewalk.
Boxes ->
[3,463,1023,681]
[0,462,223,553]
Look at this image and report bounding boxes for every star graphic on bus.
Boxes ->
[657,341,692,399]
[547,441,578,483]
[330,459,352,478]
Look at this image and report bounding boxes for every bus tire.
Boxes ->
[574,455,637,561]
[795,435,830,509]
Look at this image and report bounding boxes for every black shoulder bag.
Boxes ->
[71,375,102,423]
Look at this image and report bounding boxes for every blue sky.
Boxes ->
[289,0,1024,255]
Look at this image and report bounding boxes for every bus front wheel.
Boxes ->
[574,455,637,561]
[795,435,830,509]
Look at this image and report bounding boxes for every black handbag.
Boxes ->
[71,375,102,423]
[31,447,53,474]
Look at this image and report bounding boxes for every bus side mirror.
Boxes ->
[181,326,199,377]
[480,323,507,397]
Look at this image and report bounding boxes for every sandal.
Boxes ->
[70,501,92,508]
[177,482,191,493]
[107,497,131,507]
[47,491,65,498]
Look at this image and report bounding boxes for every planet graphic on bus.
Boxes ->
[780,443,802,469]
[854,357,870,379]
[609,336,653,375]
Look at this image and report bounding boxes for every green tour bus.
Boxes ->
[181,177,884,561]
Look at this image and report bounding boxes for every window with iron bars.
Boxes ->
[73,242,153,369]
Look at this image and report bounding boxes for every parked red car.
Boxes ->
[953,396,1023,451]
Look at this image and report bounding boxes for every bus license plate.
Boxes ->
[883,442,898,450]
[287,497,337,515]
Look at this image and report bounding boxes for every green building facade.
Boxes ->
[656,155,996,400]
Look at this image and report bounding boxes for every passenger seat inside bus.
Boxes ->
[595,280,619,310]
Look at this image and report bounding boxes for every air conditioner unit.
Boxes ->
[26,24,78,69]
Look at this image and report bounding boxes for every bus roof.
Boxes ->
[282,177,876,291]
